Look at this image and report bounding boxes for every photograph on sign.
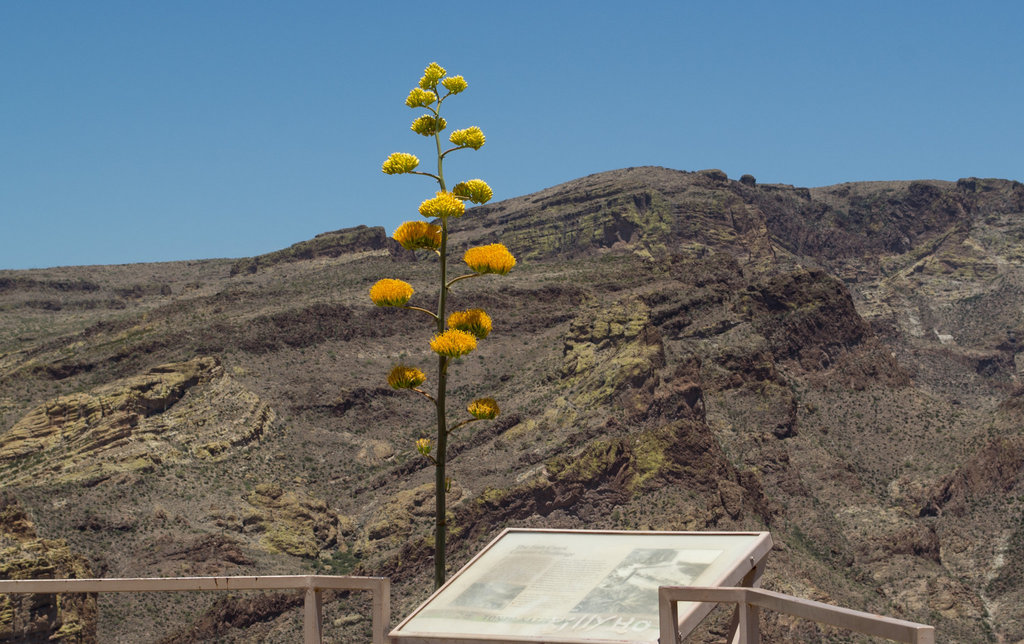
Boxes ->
[571,547,719,615]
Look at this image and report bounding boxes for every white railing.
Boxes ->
[659,586,935,644]
[1,576,938,643]
[0,574,389,644]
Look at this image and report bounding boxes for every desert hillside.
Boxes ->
[2,166,1024,642]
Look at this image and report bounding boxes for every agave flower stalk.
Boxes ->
[372,62,515,589]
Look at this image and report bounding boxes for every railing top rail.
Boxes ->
[0,574,388,594]
[659,586,935,644]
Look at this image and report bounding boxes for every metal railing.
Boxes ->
[0,575,389,644]
[659,586,935,644]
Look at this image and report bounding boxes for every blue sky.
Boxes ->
[3,1,1022,270]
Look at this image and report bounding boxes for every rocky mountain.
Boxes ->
[1,166,1023,642]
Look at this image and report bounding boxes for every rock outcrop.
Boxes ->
[242,484,339,559]
[0,494,95,643]
[0,357,275,485]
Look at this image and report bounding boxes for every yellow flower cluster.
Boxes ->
[464,243,516,275]
[405,88,436,108]
[467,398,499,420]
[448,308,492,339]
[419,191,465,219]
[416,437,432,456]
[381,152,420,175]
[441,75,467,94]
[411,115,446,136]
[393,221,441,251]
[449,126,486,150]
[430,329,477,358]
[369,278,414,307]
[419,62,446,89]
[453,179,493,204]
[388,365,427,389]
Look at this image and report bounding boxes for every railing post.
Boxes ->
[736,595,759,644]
[659,587,681,644]
[727,558,764,643]
[303,585,323,644]
[372,577,391,644]
[914,626,937,644]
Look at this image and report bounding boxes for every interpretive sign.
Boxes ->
[390,529,773,643]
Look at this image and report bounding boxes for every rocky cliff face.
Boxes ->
[0,494,96,643]
[2,166,1023,641]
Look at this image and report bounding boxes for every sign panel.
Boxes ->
[391,529,772,643]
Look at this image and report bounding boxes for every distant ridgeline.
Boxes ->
[231,168,1024,277]
[230,225,396,275]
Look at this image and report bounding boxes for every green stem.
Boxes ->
[411,387,435,403]
[434,226,448,589]
[433,92,449,590]
[409,171,441,181]
[446,273,481,290]
[447,417,481,434]
[403,305,439,321]
[435,139,446,192]
[434,352,447,589]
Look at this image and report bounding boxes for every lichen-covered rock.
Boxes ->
[562,299,665,415]
[0,357,275,485]
[359,482,452,556]
[243,485,339,558]
[0,494,96,643]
